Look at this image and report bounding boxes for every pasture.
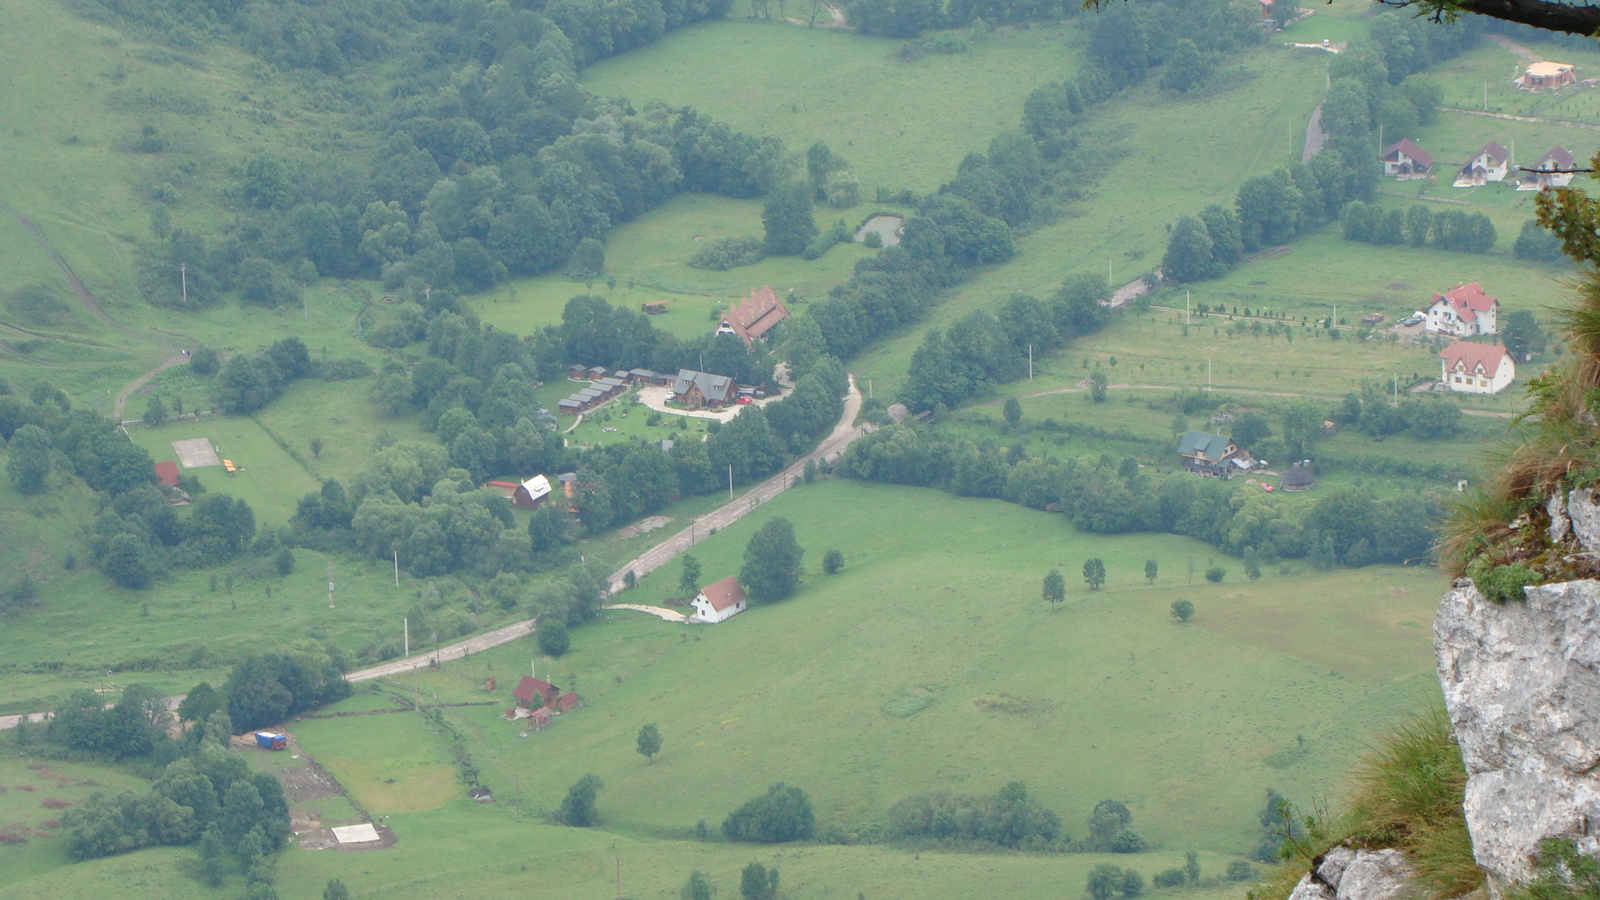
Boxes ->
[581,19,1083,195]
[125,417,320,526]
[469,192,886,340]
[0,756,154,892]
[255,479,1447,897]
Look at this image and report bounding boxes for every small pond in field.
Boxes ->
[854,214,904,247]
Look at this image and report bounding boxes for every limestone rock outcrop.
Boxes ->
[1435,577,1600,884]
[1286,846,1418,900]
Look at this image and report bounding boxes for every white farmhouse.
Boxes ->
[1425,283,1499,337]
[1440,342,1515,395]
[1519,146,1577,191]
[1453,141,1509,187]
[689,575,748,624]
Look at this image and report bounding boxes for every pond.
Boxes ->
[853,214,904,247]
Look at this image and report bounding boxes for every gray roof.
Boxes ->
[576,387,604,399]
[599,378,625,388]
[1282,463,1315,486]
[629,368,658,379]
[672,368,736,403]
[1177,430,1233,459]
[557,398,582,408]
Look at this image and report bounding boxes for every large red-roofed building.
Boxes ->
[715,286,791,348]
[1425,283,1499,338]
[1440,342,1515,395]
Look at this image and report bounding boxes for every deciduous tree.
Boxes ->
[1043,568,1066,611]
[739,518,804,601]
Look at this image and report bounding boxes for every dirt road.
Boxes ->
[1,198,121,329]
[114,353,189,420]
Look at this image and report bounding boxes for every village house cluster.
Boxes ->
[1382,138,1576,191]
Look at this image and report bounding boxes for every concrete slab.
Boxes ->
[172,438,220,468]
[332,823,381,844]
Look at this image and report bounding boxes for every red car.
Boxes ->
[735,395,753,404]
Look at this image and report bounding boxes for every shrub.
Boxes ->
[1153,868,1186,888]
[722,782,814,843]
[189,345,221,376]
[274,548,295,576]
[1170,599,1194,622]
[1465,558,1541,604]
[538,618,570,656]
[823,548,844,574]
[1226,860,1257,881]
[687,236,767,271]
[557,774,604,827]
[1203,565,1225,583]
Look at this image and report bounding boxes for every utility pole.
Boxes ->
[1207,357,1212,393]
[1332,300,1337,329]
[1108,256,1113,287]
[1186,290,1191,325]
[728,463,733,499]
[394,550,399,587]
[616,857,622,900]
[515,772,522,822]
[180,262,187,305]
[326,560,334,608]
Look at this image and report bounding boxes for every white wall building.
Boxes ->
[1440,342,1515,395]
[1425,283,1499,338]
[689,575,748,624]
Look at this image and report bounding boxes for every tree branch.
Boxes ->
[1377,0,1600,37]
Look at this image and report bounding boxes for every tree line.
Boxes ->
[838,422,1437,567]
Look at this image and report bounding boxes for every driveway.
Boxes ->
[635,385,785,422]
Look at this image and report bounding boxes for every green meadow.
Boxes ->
[132,478,1447,899]
[582,19,1083,195]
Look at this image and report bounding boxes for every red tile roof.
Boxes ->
[722,286,791,347]
[1440,341,1510,377]
[154,461,180,488]
[1383,138,1434,169]
[514,676,558,704]
[698,575,748,612]
[556,692,579,713]
[1432,283,1497,322]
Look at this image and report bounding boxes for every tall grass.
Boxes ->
[1254,706,1482,900]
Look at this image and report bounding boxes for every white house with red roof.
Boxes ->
[1382,139,1433,180]
[1425,283,1499,337]
[1440,342,1515,395]
[715,286,791,348]
[689,575,748,624]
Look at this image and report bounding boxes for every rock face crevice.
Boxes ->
[1435,577,1600,885]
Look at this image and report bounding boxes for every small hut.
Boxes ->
[1281,463,1316,492]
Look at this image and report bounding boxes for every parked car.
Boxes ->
[735,395,753,404]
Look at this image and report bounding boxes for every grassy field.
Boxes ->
[468,192,891,341]
[0,755,154,890]
[582,19,1083,196]
[176,478,1451,899]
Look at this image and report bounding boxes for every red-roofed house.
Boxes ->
[689,575,748,624]
[1382,139,1434,180]
[1519,146,1577,191]
[715,286,791,348]
[513,676,560,709]
[555,692,580,713]
[154,461,180,488]
[1425,283,1499,337]
[1440,342,1515,395]
[527,706,552,730]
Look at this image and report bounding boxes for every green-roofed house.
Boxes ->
[1177,430,1254,478]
